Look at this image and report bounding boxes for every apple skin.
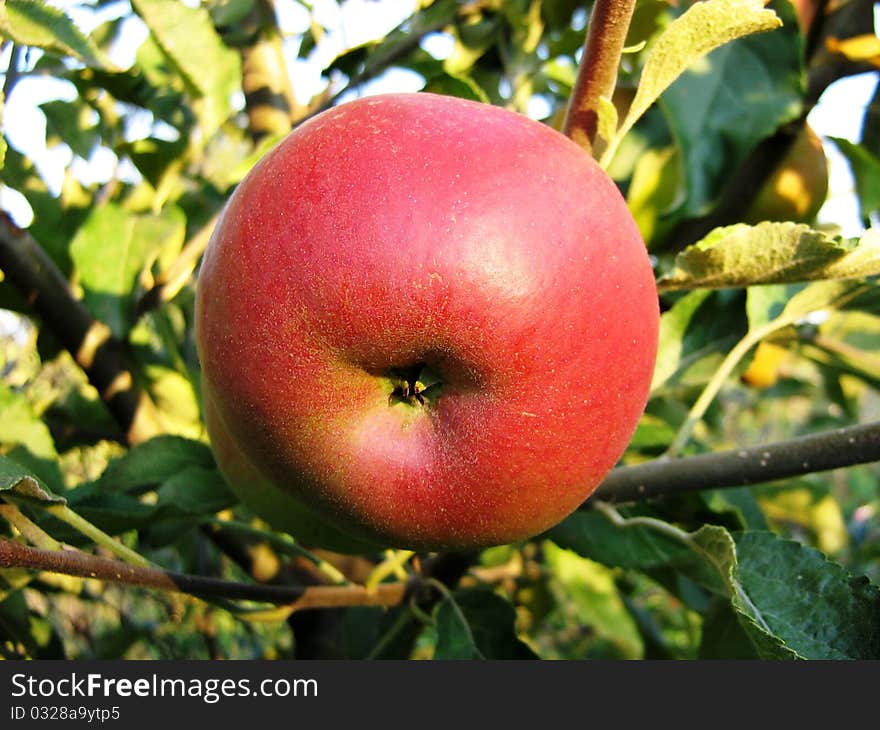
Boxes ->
[195,92,659,552]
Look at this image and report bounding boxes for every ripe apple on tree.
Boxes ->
[195,92,659,552]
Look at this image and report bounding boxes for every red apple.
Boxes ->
[196,92,659,552]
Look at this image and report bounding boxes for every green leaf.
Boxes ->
[782,279,879,321]
[433,588,538,660]
[733,531,880,659]
[60,491,159,537]
[651,289,747,392]
[0,146,90,276]
[40,99,100,160]
[142,364,202,439]
[59,438,230,539]
[658,224,880,292]
[326,0,461,89]
[550,510,793,656]
[629,413,677,451]
[542,542,644,658]
[69,204,186,338]
[657,0,803,216]
[595,96,618,150]
[130,0,241,142]
[0,455,65,505]
[801,309,880,390]
[602,0,783,167]
[745,283,799,331]
[0,0,119,70]
[698,600,761,659]
[96,435,215,493]
[0,588,64,658]
[549,511,729,596]
[828,137,880,221]
[154,465,236,517]
[0,382,56,461]
[626,145,682,248]
[423,72,489,103]
[554,507,880,658]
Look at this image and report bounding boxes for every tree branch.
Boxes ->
[233,0,304,141]
[0,213,164,445]
[0,538,412,611]
[562,0,637,156]
[591,420,880,504]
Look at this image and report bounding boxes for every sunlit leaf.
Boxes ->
[626,145,681,247]
[69,204,186,338]
[658,224,880,292]
[0,0,119,70]
[130,0,241,141]
[602,0,782,167]
[0,383,57,461]
[543,542,643,658]
[656,0,803,216]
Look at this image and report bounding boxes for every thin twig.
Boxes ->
[562,0,637,156]
[0,504,63,551]
[591,420,880,504]
[45,504,154,569]
[2,43,23,99]
[663,319,791,458]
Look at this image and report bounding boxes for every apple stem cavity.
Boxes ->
[388,362,442,408]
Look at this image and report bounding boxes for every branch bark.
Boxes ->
[0,538,412,611]
[590,420,880,504]
[2,423,877,609]
[562,0,637,156]
[236,0,304,141]
[0,213,164,445]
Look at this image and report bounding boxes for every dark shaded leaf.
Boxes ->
[734,531,880,659]
[828,136,880,221]
[0,454,65,505]
[658,0,801,216]
[433,588,538,659]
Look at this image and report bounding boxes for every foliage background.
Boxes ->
[0,0,879,660]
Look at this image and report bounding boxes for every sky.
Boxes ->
[0,0,875,237]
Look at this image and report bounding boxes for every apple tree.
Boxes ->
[0,0,879,660]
